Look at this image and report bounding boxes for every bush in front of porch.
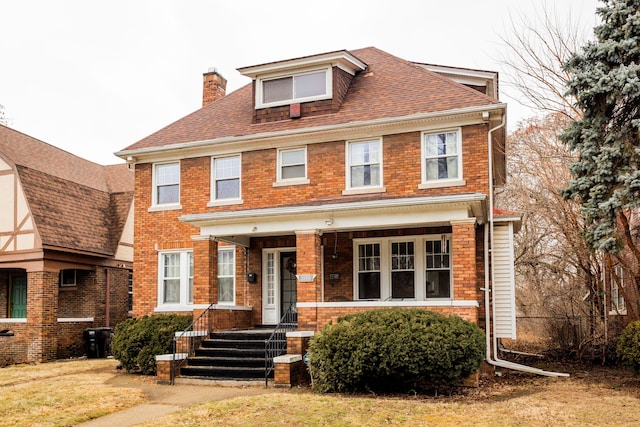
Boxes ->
[111,314,192,375]
[307,308,485,393]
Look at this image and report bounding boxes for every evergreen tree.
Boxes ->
[562,0,640,253]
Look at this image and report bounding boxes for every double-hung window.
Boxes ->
[421,129,463,186]
[218,247,236,305]
[153,162,180,206]
[158,251,193,307]
[354,235,452,301]
[212,155,241,202]
[425,235,451,298]
[346,139,382,191]
[357,243,381,299]
[259,68,330,108]
[610,265,627,315]
[276,147,308,184]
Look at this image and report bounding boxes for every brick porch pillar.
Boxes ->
[26,270,58,362]
[295,230,322,331]
[192,236,218,324]
[451,218,480,323]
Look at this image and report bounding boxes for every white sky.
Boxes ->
[0,0,599,165]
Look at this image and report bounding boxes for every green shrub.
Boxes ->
[111,314,192,375]
[307,308,486,393]
[617,320,640,373]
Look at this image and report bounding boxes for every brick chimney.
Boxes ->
[202,67,227,107]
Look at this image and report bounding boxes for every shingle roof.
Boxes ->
[0,125,134,256]
[123,47,500,152]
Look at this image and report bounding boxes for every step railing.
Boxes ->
[171,302,216,385]
[265,304,298,387]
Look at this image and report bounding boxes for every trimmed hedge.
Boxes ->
[617,320,640,373]
[307,308,486,393]
[111,314,192,375]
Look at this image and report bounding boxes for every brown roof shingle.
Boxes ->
[122,47,499,152]
[0,125,134,256]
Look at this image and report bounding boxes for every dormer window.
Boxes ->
[258,67,331,108]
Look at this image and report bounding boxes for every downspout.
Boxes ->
[105,268,110,328]
[483,112,568,377]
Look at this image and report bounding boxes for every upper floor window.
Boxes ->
[347,139,382,190]
[212,155,241,202]
[421,129,463,186]
[257,67,331,108]
[158,250,193,307]
[153,162,180,206]
[276,147,308,184]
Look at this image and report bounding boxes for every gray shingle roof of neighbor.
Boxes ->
[0,124,134,256]
[122,46,500,152]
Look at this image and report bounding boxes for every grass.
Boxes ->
[140,371,640,427]
[0,358,144,427]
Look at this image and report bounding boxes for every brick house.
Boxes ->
[0,125,134,364]
[117,47,519,378]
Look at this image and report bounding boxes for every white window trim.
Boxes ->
[157,250,193,309]
[420,128,464,187]
[274,146,310,186]
[344,138,385,194]
[150,161,182,211]
[353,234,453,301]
[209,154,243,206]
[255,65,332,109]
[218,246,236,305]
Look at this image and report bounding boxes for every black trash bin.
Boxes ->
[84,327,112,358]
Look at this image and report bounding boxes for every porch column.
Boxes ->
[450,218,480,323]
[295,230,322,331]
[192,236,218,320]
[26,270,58,362]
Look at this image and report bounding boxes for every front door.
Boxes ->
[280,252,297,315]
[10,275,27,318]
[262,249,296,325]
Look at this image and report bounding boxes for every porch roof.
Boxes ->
[180,193,487,245]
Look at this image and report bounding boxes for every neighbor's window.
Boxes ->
[60,269,77,287]
[260,68,329,107]
[158,251,193,306]
[218,247,236,304]
[610,264,626,315]
[357,243,381,299]
[128,271,133,312]
[425,235,451,298]
[153,162,180,205]
[278,147,307,182]
[423,130,461,182]
[348,139,382,189]
[212,155,241,201]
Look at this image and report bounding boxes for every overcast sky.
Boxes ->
[1,0,599,165]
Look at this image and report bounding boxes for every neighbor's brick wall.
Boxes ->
[0,323,29,365]
[27,271,58,362]
[56,321,91,359]
[58,270,95,319]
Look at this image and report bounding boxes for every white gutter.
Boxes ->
[483,114,568,377]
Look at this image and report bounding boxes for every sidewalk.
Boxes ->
[77,374,276,427]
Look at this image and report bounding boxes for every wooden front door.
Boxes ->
[10,275,27,318]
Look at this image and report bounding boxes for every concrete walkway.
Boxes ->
[77,375,277,427]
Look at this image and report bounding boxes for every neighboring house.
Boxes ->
[117,47,518,359]
[0,125,134,364]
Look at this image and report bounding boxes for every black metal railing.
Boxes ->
[265,304,298,387]
[170,302,216,385]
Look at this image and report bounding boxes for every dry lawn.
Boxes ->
[142,364,640,427]
[0,358,144,427]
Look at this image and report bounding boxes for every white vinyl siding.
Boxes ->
[492,224,517,339]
